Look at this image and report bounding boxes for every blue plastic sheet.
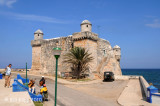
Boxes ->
[0,74,2,79]
[13,76,43,102]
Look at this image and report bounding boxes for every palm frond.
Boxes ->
[63,47,93,79]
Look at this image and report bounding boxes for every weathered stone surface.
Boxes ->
[31,20,122,78]
[81,20,92,32]
[74,39,98,73]
[31,46,41,71]
[34,29,43,40]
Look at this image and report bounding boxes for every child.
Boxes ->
[40,84,48,101]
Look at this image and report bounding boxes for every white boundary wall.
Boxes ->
[139,76,150,98]
[115,75,139,80]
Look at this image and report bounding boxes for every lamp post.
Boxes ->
[25,62,28,87]
[53,47,61,106]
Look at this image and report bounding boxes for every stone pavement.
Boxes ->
[118,79,157,106]
[0,79,34,106]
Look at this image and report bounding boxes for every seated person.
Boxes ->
[28,79,36,94]
[40,84,48,101]
[39,76,45,89]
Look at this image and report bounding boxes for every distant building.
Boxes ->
[31,20,122,78]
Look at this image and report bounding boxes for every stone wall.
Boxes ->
[31,35,122,77]
[32,37,73,75]
[96,38,122,77]
[74,39,98,73]
[103,57,122,75]
[40,39,56,75]
[97,38,112,64]
[31,20,122,77]
[31,46,41,71]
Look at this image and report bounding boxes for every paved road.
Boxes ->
[12,73,120,106]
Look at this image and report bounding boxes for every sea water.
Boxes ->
[122,69,160,92]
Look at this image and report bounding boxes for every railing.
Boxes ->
[12,74,42,102]
[139,76,160,105]
[17,74,29,84]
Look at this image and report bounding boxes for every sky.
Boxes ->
[0,0,160,69]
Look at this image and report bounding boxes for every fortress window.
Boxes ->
[103,50,106,55]
[56,41,59,46]
[71,43,74,48]
[38,34,39,36]
[86,25,88,27]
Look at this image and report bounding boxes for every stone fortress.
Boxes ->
[31,20,122,78]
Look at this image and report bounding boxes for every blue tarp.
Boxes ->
[0,74,2,79]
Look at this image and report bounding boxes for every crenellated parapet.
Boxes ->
[31,40,43,47]
[72,32,98,41]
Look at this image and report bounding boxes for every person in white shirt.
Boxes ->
[4,64,12,88]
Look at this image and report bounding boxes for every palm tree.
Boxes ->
[63,47,93,79]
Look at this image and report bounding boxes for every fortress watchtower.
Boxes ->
[34,29,43,40]
[113,45,121,62]
[31,29,44,72]
[73,20,98,73]
[81,20,92,32]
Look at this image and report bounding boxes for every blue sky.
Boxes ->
[0,0,160,69]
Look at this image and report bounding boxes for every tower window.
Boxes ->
[71,43,74,48]
[38,34,39,36]
[103,50,106,55]
[86,25,88,27]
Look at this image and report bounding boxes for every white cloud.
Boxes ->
[145,19,160,28]
[145,16,157,18]
[0,0,17,8]
[0,11,69,24]
[89,1,107,9]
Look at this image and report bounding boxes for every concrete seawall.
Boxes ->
[116,75,158,106]
[139,76,160,105]
[0,69,5,72]
[0,69,31,72]
[139,76,150,98]
[115,75,139,80]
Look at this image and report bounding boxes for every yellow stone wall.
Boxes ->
[31,46,41,71]
[74,39,97,72]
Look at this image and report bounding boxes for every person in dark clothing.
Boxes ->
[39,76,45,88]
